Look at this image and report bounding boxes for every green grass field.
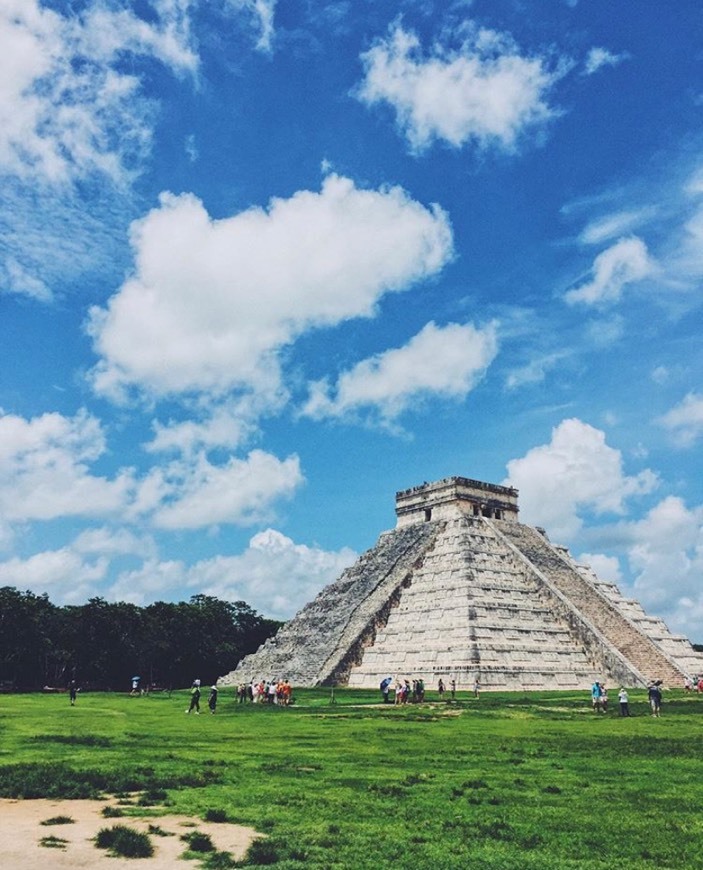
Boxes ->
[1,687,702,868]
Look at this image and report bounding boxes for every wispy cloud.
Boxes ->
[0,0,197,185]
[564,237,655,306]
[583,46,628,76]
[225,0,277,53]
[658,393,703,447]
[579,208,655,245]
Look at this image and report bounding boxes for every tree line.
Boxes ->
[0,587,281,691]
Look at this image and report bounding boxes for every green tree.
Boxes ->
[0,587,56,688]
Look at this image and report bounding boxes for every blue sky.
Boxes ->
[2,1,703,639]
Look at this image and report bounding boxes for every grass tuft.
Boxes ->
[40,815,74,826]
[95,824,154,858]
[39,835,68,849]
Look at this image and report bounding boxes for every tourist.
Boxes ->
[69,679,78,706]
[618,687,630,717]
[601,685,609,713]
[591,681,603,712]
[648,681,662,718]
[208,685,218,714]
[416,678,425,702]
[438,678,445,700]
[450,679,456,700]
[281,679,292,705]
[186,681,201,714]
[380,676,392,703]
[473,677,480,699]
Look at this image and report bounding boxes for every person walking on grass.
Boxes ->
[69,679,78,706]
[438,678,445,700]
[208,685,218,714]
[186,681,201,714]
[618,687,630,717]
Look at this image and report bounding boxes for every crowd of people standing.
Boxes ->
[236,679,293,705]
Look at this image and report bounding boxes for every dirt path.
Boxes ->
[0,798,258,868]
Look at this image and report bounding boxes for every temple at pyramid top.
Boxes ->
[395,476,519,526]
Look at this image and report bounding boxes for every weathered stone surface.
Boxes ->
[221,478,703,690]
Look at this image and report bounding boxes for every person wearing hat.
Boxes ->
[186,680,201,714]
[618,687,630,717]
[208,685,218,714]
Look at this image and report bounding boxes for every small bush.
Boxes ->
[95,824,154,858]
[102,806,124,817]
[243,838,280,865]
[40,816,74,826]
[204,807,228,822]
[137,787,167,806]
[181,831,215,852]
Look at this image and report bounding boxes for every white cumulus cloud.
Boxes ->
[505,418,658,539]
[303,320,498,424]
[356,22,564,153]
[0,548,108,604]
[611,497,703,635]
[87,174,453,401]
[0,409,134,524]
[107,528,357,618]
[189,529,357,619]
[152,450,303,530]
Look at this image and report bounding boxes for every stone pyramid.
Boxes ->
[221,477,703,690]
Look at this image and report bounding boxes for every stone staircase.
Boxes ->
[220,520,442,686]
[347,516,600,690]
[493,521,685,687]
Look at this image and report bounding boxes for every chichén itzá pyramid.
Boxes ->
[221,477,703,690]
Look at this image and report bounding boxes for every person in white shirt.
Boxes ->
[618,687,630,717]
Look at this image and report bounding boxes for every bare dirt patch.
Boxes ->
[0,798,258,869]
